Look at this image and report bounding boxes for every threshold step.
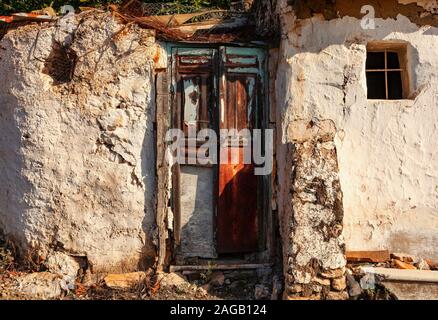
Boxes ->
[170,263,272,272]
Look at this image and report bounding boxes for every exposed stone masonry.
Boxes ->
[282,120,347,300]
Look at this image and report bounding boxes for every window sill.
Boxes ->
[366,99,415,107]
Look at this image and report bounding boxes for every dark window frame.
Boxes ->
[366,42,410,100]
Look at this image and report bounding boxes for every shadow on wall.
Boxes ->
[139,69,158,271]
[0,93,33,254]
[178,165,216,261]
[217,161,259,254]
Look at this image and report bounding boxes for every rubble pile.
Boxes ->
[345,250,438,300]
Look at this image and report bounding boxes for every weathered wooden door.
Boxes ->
[217,47,266,253]
[171,45,267,257]
[171,47,218,259]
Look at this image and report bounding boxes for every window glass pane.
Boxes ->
[366,71,386,99]
[387,71,403,99]
[387,51,400,69]
[366,52,385,69]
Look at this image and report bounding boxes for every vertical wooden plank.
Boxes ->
[226,76,235,130]
[156,71,170,271]
[171,48,182,249]
[172,163,181,245]
[268,48,278,124]
[385,49,389,100]
[199,75,208,131]
[236,77,246,130]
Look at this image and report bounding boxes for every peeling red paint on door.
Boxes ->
[218,147,258,253]
[216,47,264,254]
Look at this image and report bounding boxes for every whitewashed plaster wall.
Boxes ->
[277,8,438,260]
[0,13,159,272]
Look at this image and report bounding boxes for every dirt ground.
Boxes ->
[0,233,397,301]
[0,232,270,300]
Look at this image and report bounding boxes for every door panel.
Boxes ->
[172,48,218,258]
[179,166,216,258]
[223,74,256,131]
[218,147,258,253]
[217,47,266,254]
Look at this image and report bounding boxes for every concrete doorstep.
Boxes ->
[359,266,438,300]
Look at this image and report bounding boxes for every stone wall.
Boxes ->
[0,12,158,272]
[282,120,347,299]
